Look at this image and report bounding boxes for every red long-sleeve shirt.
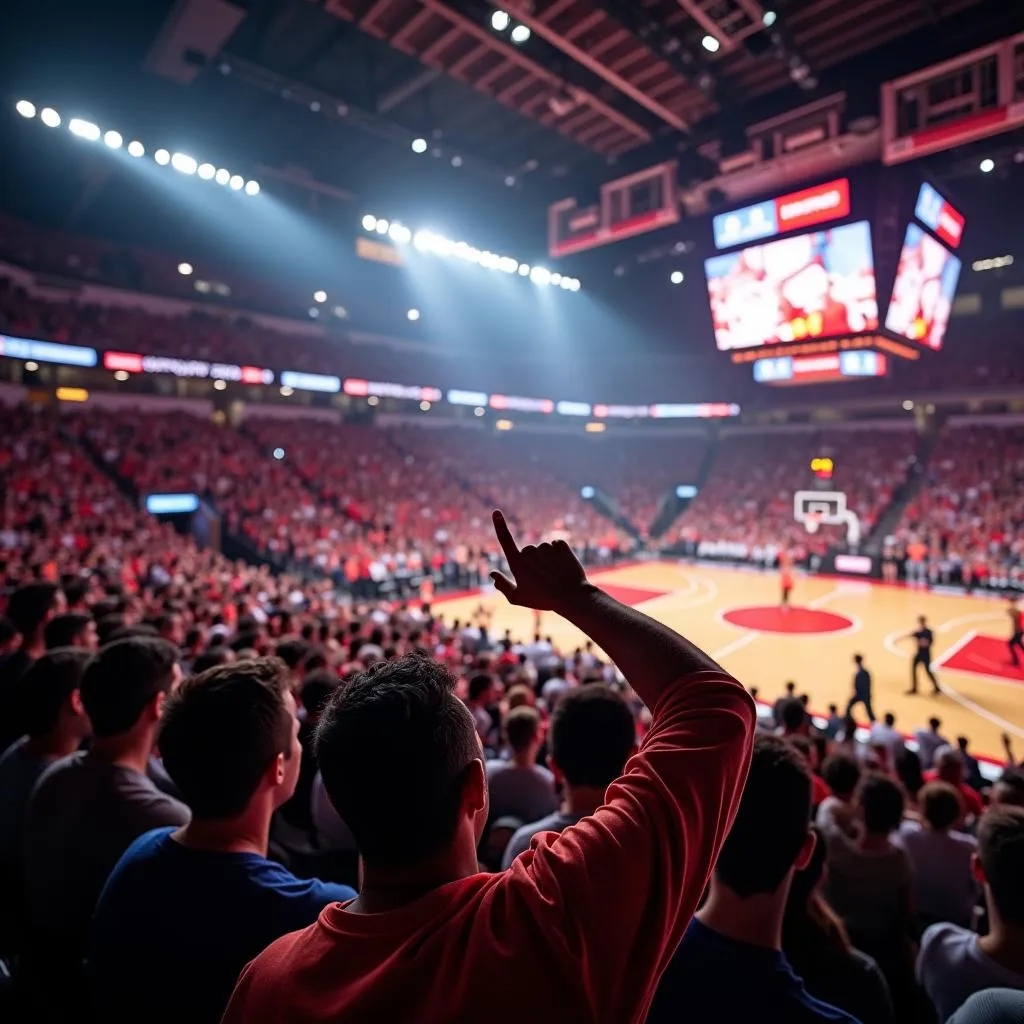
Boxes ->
[223,671,754,1024]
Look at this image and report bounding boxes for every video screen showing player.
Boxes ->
[704,220,879,352]
[884,223,962,351]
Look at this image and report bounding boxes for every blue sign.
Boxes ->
[146,493,200,515]
[280,371,341,393]
[752,356,794,383]
[0,336,98,367]
[712,200,778,250]
[839,350,881,377]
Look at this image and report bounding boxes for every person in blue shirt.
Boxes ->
[648,734,861,1023]
[91,656,355,1024]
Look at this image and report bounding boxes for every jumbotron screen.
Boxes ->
[884,223,961,351]
[704,220,879,352]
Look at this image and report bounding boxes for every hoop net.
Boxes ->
[804,512,822,535]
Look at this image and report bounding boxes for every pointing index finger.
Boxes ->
[492,510,520,565]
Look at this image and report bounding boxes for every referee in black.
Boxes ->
[904,615,940,695]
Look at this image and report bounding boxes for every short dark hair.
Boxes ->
[895,748,924,798]
[858,773,904,835]
[853,654,863,665]
[315,653,480,869]
[920,781,963,831]
[191,647,234,674]
[468,673,495,702]
[928,717,941,730]
[993,769,1024,808]
[160,657,294,819]
[884,712,896,727]
[79,637,179,737]
[978,807,1024,926]
[505,706,541,753]
[300,669,337,716]
[44,612,92,650]
[6,582,60,637]
[550,684,635,789]
[821,752,861,798]
[779,697,806,732]
[714,734,811,897]
[275,639,310,671]
[19,648,92,735]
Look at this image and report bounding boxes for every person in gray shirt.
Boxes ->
[23,637,189,965]
[485,705,557,827]
[503,684,636,869]
[918,807,1024,1022]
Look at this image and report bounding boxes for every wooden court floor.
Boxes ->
[436,561,1024,760]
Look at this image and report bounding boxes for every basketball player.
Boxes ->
[845,653,876,723]
[902,615,940,695]
[1009,597,1024,667]
[779,551,794,611]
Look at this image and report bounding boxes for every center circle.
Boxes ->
[722,605,854,635]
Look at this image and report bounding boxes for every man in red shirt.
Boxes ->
[224,510,755,1024]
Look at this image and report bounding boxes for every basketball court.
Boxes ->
[436,560,1023,761]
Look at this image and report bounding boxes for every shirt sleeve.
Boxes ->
[500,671,754,1022]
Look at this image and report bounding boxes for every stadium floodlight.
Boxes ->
[518,264,530,276]
[491,10,510,31]
[980,158,995,173]
[701,34,720,52]
[154,148,171,165]
[15,100,36,118]
[127,141,145,158]
[420,401,431,412]
[530,266,551,285]
[413,230,433,250]
[498,256,519,274]
[313,290,327,303]
[375,218,390,235]
[244,180,260,195]
[171,152,198,175]
[362,214,377,231]
[568,278,581,291]
[103,130,122,149]
[550,272,563,285]
[40,107,61,127]
[69,118,101,141]
[388,223,412,244]
[214,168,230,185]
[308,307,320,318]
[474,406,486,417]
[411,138,428,154]
[670,270,684,284]
[763,10,777,26]
[451,155,463,167]
[197,163,216,179]
[213,379,227,391]
[228,174,244,190]
[559,277,572,289]
[504,175,516,187]
[510,24,531,43]
[273,448,285,460]
[177,262,193,276]
[407,308,421,321]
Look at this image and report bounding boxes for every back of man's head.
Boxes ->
[920,781,963,832]
[928,716,942,731]
[468,673,494,703]
[300,669,337,718]
[978,807,1024,927]
[275,638,310,672]
[505,706,541,754]
[19,647,92,737]
[858,773,904,836]
[821,751,861,798]
[550,684,635,789]
[7,582,61,639]
[160,657,295,819]
[884,712,896,728]
[44,612,92,650]
[80,637,179,738]
[935,744,964,782]
[191,647,234,674]
[854,654,863,666]
[316,653,480,869]
[714,734,811,897]
[992,769,1024,809]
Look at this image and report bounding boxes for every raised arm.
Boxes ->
[490,510,724,708]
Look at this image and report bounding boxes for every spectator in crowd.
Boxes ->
[928,745,984,820]
[990,768,1024,809]
[918,807,1024,1020]
[773,681,797,727]
[825,704,843,741]
[485,705,557,826]
[0,648,92,947]
[502,683,636,868]
[23,637,190,964]
[466,672,498,745]
[278,669,337,837]
[649,735,857,1023]
[894,782,977,927]
[948,988,1024,1024]
[822,774,915,1014]
[778,696,809,737]
[0,582,65,752]
[894,748,925,820]
[816,752,861,838]
[958,735,986,792]
[91,657,356,1024]
[44,611,99,651]
[222,511,754,1024]
[914,716,950,771]
[869,713,906,767]
[783,825,894,1024]
[0,617,18,656]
